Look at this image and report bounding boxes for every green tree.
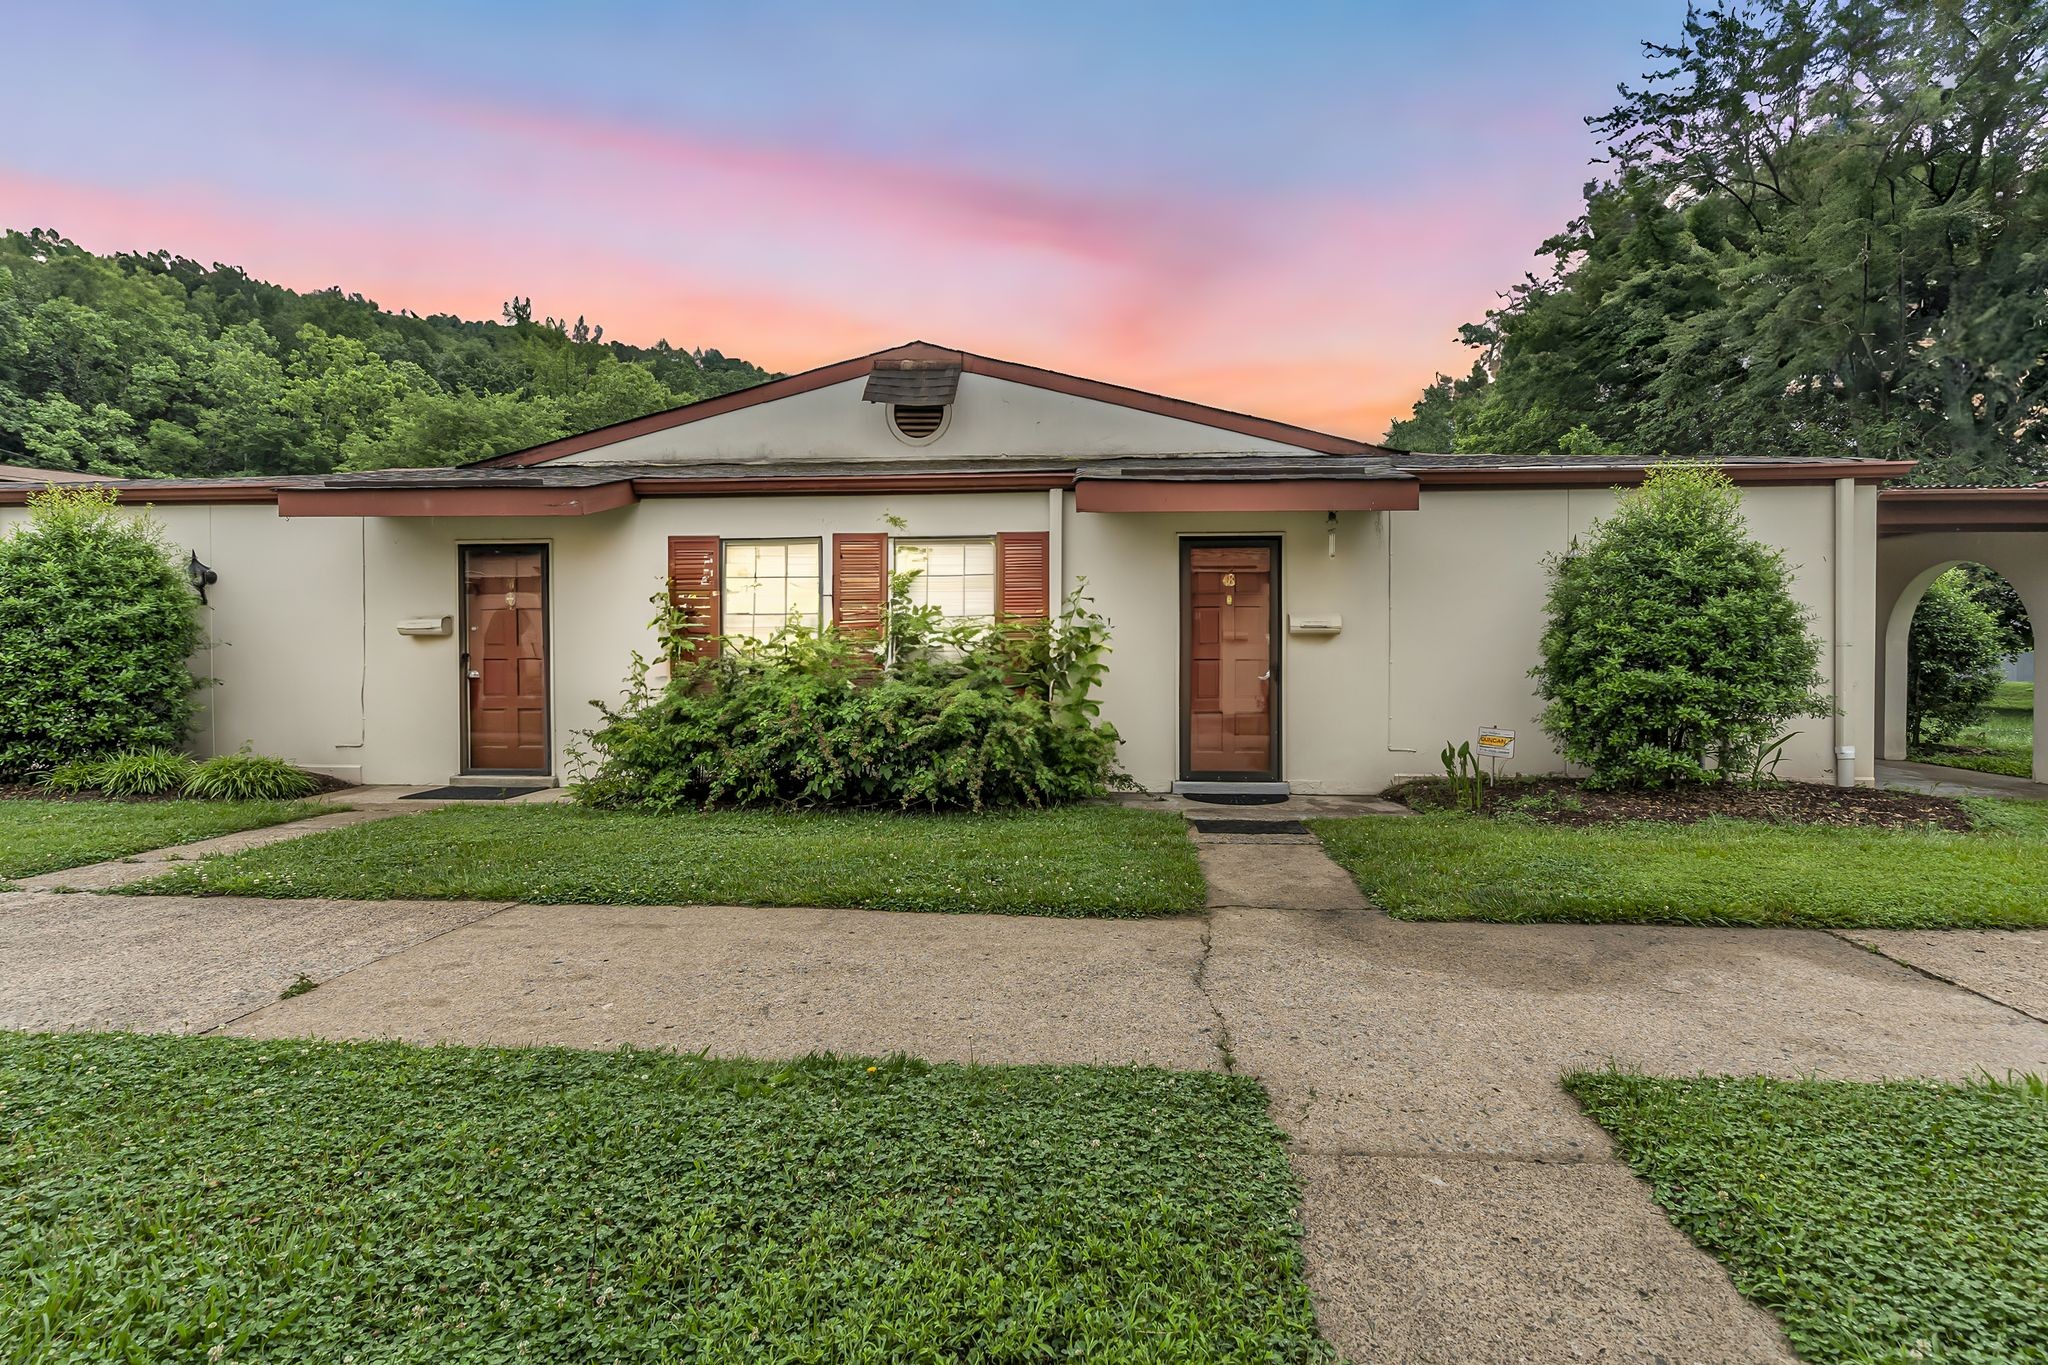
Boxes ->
[1532,465,1831,787]
[1959,563,2034,657]
[560,358,679,432]
[0,487,202,776]
[0,230,776,478]
[1907,568,2008,743]
[1387,1,2048,484]
[342,387,568,470]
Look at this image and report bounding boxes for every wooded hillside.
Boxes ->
[0,229,774,477]
[1386,0,2047,486]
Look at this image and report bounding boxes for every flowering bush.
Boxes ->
[575,579,1124,811]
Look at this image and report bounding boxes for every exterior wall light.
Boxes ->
[187,551,218,603]
[1327,511,1338,558]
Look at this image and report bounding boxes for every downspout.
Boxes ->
[1047,486,1065,606]
[1832,477,1856,787]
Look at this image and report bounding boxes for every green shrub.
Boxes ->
[184,750,323,801]
[1908,568,2006,744]
[38,758,105,794]
[576,581,1123,811]
[91,747,199,796]
[0,487,202,778]
[1531,464,1830,787]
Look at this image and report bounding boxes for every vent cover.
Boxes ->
[890,404,947,441]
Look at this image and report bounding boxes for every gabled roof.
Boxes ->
[473,341,1393,467]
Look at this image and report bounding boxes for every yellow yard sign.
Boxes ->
[1476,727,1515,761]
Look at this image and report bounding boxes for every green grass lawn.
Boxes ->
[1569,1071,2048,1365]
[0,1031,1329,1363]
[1309,798,2048,928]
[1912,680,2035,779]
[127,803,1206,916]
[0,798,327,882]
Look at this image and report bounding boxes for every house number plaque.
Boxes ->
[1222,571,1236,605]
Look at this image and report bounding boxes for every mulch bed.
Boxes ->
[1386,776,1978,831]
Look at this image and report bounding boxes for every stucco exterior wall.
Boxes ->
[2,478,1878,791]
[553,373,1311,465]
[1377,482,1874,789]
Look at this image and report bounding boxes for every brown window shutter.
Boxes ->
[666,535,721,659]
[832,532,889,637]
[996,531,1051,620]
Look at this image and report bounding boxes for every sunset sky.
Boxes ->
[8,1,1686,440]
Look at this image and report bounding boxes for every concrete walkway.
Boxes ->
[8,818,2048,1362]
[1876,757,2046,800]
[11,806,415,892]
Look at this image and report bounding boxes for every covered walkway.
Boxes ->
[1877,488,2046,789]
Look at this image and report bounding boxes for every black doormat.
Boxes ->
[401,785,550,801]
[1182,792,1289,806]
[1187,818,1310,835]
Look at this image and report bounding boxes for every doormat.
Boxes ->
[1182,792,1289,806]
[1187,818,1310,835]
[401,785,550,801]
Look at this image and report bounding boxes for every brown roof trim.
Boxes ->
[630,470,1074,497]
[1409,460,1917,489]
[276,482,638,519]
[476,340,1385,468]
[1878,485,2048,535]
[0,482,284,506]
[1076,478,1419,514]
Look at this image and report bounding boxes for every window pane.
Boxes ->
[893,539,997,624]
[723,540,822,640]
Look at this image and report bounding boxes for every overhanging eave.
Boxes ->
[275,481,638,518]
[1074,477,1419,513]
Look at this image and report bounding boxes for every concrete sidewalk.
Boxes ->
[10,820,2048,1363]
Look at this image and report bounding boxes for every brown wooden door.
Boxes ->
[1183,540,1279,780]
[463,546,548,772]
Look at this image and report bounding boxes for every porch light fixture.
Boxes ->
[187,551,218,603]
[1327,511,1338,558]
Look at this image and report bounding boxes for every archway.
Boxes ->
[1876,528,2047,785]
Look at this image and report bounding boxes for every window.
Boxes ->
[893,539,996,623]
[722,539,821,641]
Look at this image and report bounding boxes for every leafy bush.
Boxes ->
[576,580,1124,811]
[1531,464,1830,787]
[39,758,105,794]
[184,750,324,801]
[1908,568,2006,744]
[0,487,202,778]
[91,747,199,796]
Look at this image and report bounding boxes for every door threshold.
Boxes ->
[1171,780,1291,797]
[447,773,555,788]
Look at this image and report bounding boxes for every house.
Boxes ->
[4,341,1998,793]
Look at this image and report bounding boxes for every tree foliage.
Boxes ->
[0,229,774,476]
[1532,465,1831,787]
[1907,567,2008,743]
[1959,562,2034,656]
[0,487,201,777]
[1386,1,2048,486]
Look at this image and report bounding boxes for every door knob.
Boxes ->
[468,670,482,679]
[1257,670,1272,682]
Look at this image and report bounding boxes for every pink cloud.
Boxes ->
[0,66,1576,443]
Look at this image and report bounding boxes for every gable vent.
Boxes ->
[890,404,947,441]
